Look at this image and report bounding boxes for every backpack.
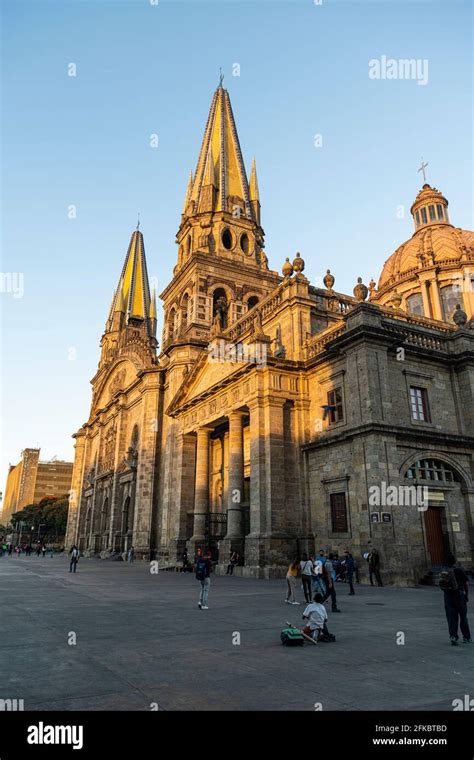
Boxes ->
[280,626,305,646]
[439,568,458,592]
[195,558,207,581]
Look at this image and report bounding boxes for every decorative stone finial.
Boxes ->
[293,252,305,273]
[323,269,335,290]
[282,257,293,277]
[452,303,467,328]
[353,276,368,302]
[390,290,402,309]
[368,277,377,299]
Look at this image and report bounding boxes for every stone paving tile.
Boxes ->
[1,555,472,711]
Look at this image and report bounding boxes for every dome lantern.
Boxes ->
[410,184,450,231]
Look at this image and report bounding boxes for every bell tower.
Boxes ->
[160,82,280,355]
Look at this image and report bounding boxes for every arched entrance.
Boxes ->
[404,457,465,566]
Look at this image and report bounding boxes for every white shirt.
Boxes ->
[300,560,313,576]
[303,602,327,630]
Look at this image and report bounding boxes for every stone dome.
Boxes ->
[374,184,474,324]
[378,223,474,290]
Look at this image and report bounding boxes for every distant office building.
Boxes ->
[2,449,73,523]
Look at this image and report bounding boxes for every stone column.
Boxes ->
[189,426,212,545]
[430,279,443,321]
[64,429,87,548]
[420,280,431,318]
[225,411,245,538]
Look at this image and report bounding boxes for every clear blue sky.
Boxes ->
[1,0,472,507]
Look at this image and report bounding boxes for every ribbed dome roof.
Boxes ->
[377,184,474,291]
[378,224,474,290]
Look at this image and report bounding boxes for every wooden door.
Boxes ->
[424,507,445,565]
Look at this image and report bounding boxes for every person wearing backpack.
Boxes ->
[440,554,471,645]
[196,551,212,609]
[300,553,314,603]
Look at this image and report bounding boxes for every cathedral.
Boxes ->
[65,83,474,585]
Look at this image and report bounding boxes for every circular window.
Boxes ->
[222,228,233,250]
[240,233,249,254]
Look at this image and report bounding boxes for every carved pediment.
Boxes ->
[91,359,138,414]
[166,346,250,416]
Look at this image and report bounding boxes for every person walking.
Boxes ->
[440,554,471,645]
[368,548,383,586]
[69,545,79,573]
[226,551,239,575]
[285,560,300,605]
[322,553,341,612]
[300,553,313,604]
[181,549,189,573]
[344,551,355,595]
[312,552,327,597]
[128,546,135,564]
[196,551,212,609]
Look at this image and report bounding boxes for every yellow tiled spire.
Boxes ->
[187,84,252,217]
[109,229,152,327]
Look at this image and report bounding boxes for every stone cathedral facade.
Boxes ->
[65,84,474,584]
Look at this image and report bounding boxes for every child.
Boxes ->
[302,593,335,641]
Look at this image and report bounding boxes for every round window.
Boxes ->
[222,229,233,250]
[240,233,249,254]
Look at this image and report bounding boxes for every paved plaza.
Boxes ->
[1,555,472,711]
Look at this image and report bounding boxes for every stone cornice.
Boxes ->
[302,421,474,452]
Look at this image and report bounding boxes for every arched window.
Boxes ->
[440,284,463,322]
[405,459,461,483]
[212,288,229,329]
[181,293,190,328]
[221,228,233,250]
[131,425,139,451]
[247,295,259,310]
[186,235,192,256]
[168,308,176,340]
[406,292,424,316]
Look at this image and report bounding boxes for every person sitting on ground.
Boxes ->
[302,592,335,641]
[226,551,239,575]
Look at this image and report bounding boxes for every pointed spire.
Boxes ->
[188,85,252,218]
[149,287,157,320]
[182,170,193,215]
[108,228,152,332]
[249,156,261,224]
[249,157,259,202]
[148,287,157,337]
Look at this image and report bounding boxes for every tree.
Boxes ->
[11,494,70,541]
